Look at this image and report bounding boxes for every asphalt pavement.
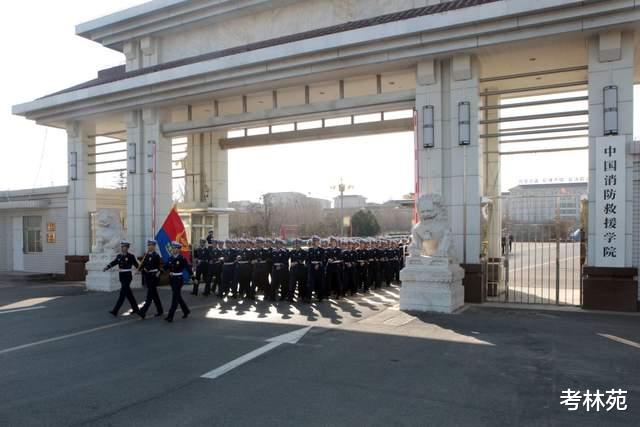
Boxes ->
[0,280,638,426]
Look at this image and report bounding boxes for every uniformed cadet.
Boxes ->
[235,239,254,299]
[164,241,192,322]
[138,239,164,319]
[218,239,238,298]
[307,236,326,301]
[288,238,309,302]
[393,240,402,285]
[192,239,208,296]
[382,240,395,287]
[212,239,226,294]
[373,239,384,289]
[342,239,358,296]
[325,236,343,299]
[252,237,271,298]
[104,240,140,317]
[364,238,378,291]
[206,229,215,246]
[270,239,290,301]
[354,239,368,293]
[397,239,407,283]
[203,240,220,296]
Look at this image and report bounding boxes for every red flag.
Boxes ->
[156,206,191,262]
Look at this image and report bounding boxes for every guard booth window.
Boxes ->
[23,216,43,253]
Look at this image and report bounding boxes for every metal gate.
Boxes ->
[487,194,585,306]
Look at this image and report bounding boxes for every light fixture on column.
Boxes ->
[603,85,618,136]
[458,101,471,146]
[127,142,137,174]
[146,140,156,173]
[422,105,435,148]
[69,152,78,181]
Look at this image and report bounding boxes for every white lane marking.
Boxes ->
[201,326,312,380]
[598,333,640,350]
[0,296,61,311]
[0,306,46,315]
[0,320,135,356]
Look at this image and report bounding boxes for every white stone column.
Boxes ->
[67,121,96,256]
[587,31,634,267]
[415,55,482,264]
[185,133,202,204]
[415,58,445,197]
[126,108,173,255]
[447,54,482,264]
[482,91,502,259]
[203,132,230,239]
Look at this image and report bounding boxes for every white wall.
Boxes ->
[22,208,68,274]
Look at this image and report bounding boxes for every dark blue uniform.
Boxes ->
[105,253,140,315]
[270,247,290,301]
[356,248,370,293]
[206,246,223,296]
[236,248,254,299]
[164,253,192,321]
[219,248,238,298]
[139,251,164,317]
[383,247,396,286]
[325,246,343,299]
[252,247,272,295]
[288,247,308,302]
[192,245,209,295]
[342,248,357,295]
[367,247,381,289]
[307,246,325,301]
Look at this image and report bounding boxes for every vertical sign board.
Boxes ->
[595,136,626,267]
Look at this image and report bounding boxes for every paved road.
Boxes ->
[0,281,638,426]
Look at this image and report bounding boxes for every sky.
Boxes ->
[0,1,635,204]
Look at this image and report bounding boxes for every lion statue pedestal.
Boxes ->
[399,194,465,313]
[85,209,141,292]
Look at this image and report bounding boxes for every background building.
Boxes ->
[503,182,588,224]
[0,187,126,276]
[333,194,366,209]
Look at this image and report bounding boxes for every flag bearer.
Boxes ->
[164,241,192,323]
[138,240,164,319]
[104,240,140,317]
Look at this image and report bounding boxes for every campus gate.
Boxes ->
[487,194,585,306]
[478,65,590,306]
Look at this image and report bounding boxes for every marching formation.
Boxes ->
[103,233,408,323]
[192,233,408,304]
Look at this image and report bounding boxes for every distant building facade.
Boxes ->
[503,182,588,224]
[333,195,366,209]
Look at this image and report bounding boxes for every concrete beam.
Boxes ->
[15,0,638,124]
[219,118,413,150]
[163,90,415,137]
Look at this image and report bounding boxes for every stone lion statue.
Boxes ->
[408,194,456,260]
[93,209,123,254]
